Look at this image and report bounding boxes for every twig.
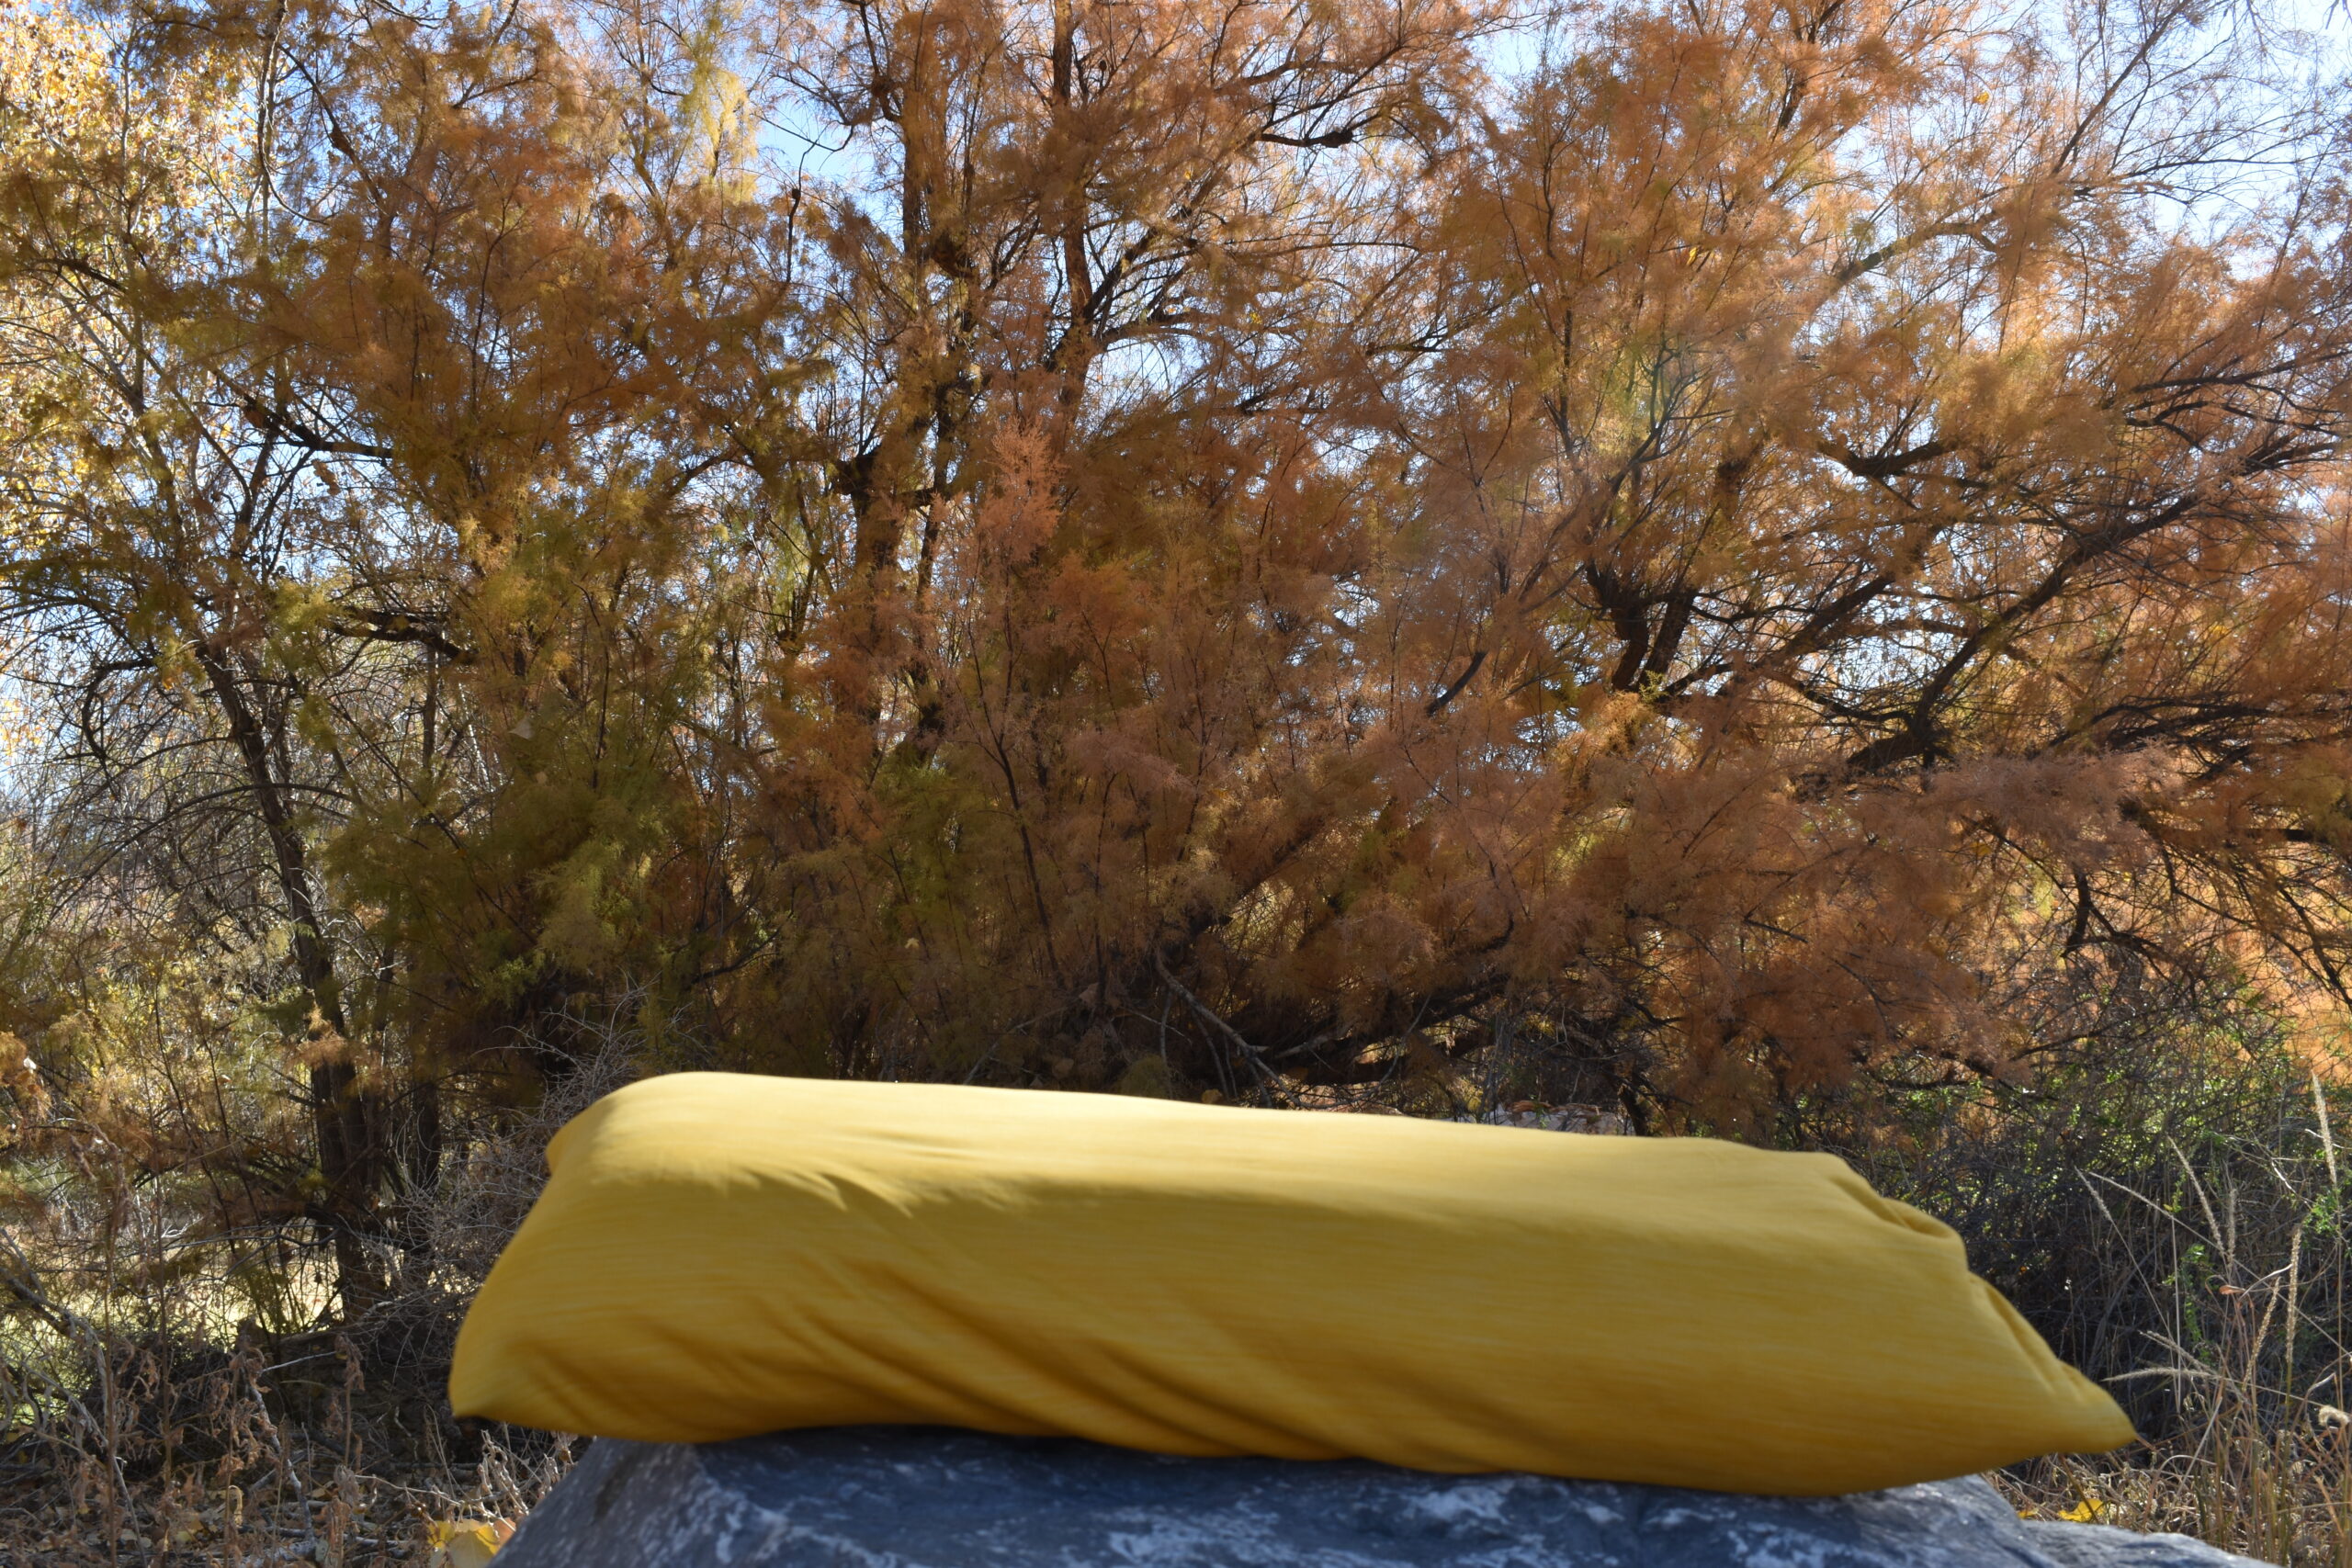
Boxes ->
[1153,951,1299,1106]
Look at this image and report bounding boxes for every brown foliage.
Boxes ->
[0,0,2347,1313]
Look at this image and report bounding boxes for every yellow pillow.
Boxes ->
[448,1074,2131,1495]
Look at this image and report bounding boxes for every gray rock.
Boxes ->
[495,1426,2272,1568]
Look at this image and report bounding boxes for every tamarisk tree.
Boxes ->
[0,0,2347,1315]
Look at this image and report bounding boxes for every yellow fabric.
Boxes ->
[449,1074,2132,1495]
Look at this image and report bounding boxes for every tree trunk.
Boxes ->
[198,645,388,1315]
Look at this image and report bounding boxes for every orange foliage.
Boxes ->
[0,0,2347,1285]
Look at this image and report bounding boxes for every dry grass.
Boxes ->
[0,1032,634,1567]
[0,1339,570,1568]
[1886,1060,2352,1566]
[1999,1235,2352,1564]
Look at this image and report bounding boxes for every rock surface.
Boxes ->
[495,1425,2272,1567]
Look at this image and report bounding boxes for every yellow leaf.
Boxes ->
[426,1517,514,1567]
[2057,1497,2108,1523]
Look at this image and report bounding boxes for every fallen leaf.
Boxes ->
[426,1517,515,1567]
